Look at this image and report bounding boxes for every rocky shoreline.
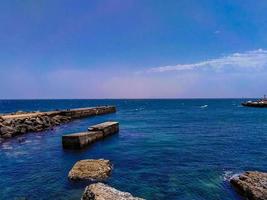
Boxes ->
[0,106,116,143]
[230,171,267,200]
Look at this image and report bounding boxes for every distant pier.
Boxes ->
[242,95,267,107]
[0,106,116,141]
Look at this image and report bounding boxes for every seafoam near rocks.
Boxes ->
[81,183,145,200]
[230,171,267,200]
[68,159,112,181]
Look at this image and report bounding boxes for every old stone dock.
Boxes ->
[0,106,116,141]
[62,121,119,149]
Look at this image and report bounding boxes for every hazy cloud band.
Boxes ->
[149,49,267,73]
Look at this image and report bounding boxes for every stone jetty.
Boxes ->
[68,159,112,181]
[230,171,267,200]
[0,106,116,142]
[81,183,145,200]
[62,121,119,149]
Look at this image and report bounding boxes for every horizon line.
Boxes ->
[0,97,259,100]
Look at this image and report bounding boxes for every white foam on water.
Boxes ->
[4,150,27,158]
[22,140,32,144]
[200,105,208,108]
[2,144,13,150]
[135,107,144,111]
[222,170,241,181]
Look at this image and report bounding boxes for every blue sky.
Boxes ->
[1,0,267,98]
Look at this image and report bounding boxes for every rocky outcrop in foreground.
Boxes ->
[230,171,267,200]
[0,106,116,142]
[81,183,145,200]
[68,159,112,181]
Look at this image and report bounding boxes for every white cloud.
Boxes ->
[149,49,267,73]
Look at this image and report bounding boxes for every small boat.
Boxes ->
[242,95,267,107]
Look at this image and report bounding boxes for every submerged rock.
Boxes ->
[81,183,145,200]
[230,171,267,200]
[68,159,112,181]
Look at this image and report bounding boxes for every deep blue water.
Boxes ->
[0,99,267,200]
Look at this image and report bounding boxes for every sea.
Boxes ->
[0,99,266,200]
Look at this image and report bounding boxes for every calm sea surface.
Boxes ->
[0,99,267,200]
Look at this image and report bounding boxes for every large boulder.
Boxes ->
[81,183,145,200]
[230,171,267,200]
[68,159,112,181]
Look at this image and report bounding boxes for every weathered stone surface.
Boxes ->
[81,183,145,200]
[230,171,267,200]
[62,122,119,149]
[68,159,112,181]
[62,131,102,149]
[89,122,119,137]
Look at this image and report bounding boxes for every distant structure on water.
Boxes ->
[242,95,267,107]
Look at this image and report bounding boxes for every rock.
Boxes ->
[2,119,13,126]
[20,127,27,134]
[36,117,43,125]
[26,125,35,132]
[81,183,145,200]
[15,125,28,134]
[0,126,16,135]
[68,159,112,181]
[230,171,267,200]
[15,118,23,124]
[24,119,33,125]
[35,125,44,132]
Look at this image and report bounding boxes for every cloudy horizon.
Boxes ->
[1,0,267,99]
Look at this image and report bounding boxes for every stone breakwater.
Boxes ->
[0,106,116,142]
[230,171,267,200]
[62,121,119,149]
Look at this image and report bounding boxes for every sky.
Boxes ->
[1,0,267,99]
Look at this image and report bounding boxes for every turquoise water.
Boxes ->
[0,99,267,200]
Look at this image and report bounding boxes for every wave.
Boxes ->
[200,105,208,108]
[222,170,242,182]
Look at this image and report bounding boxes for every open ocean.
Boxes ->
[0,99,266,200]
